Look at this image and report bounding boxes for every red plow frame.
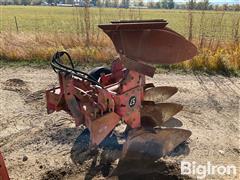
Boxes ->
[46,19,197,175]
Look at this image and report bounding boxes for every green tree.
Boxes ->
[13,0,21,5]
[138,0,144,6]
[22,0,31,5]
[168,0,175,9]
[113,0,119,7]
[187,0,196,10]
[47,0,54,4]
[161,0,168,9]
[105,0,111,7]
[31,0,42,5]
[222,4,229,11]
[160,0,175,9]
[91,0,97,6]
[234,4,240,11]
[203,0,210,9]
[155,1,161,8]
[96,0,102,7]
[196,0,209,10]
[147,1,155,8]
[121,0,129,8]
[66,0,74,4]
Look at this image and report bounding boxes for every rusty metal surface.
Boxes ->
[122,128,191,159]
[120,55,156,77]
[144,83,155,90]
[100,21,197,66]
[46,21,195,167]
[90,112,120,145]
[141,103,183,127]
[144,86,178,102]
[0,152,10,180]
[163,27,183,38]
[111,19,167,23]
[99,20,167,30]
[62,74,85,126]
[121,29,197,64]
[112,128,191,175]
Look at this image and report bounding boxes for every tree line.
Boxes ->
[1,0,240,11]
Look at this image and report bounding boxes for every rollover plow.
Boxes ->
[46,20,197,176]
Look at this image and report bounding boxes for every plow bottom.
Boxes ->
[144,86,178,102]
[112,128,191,176]
[123,128,191,160]
[141,103,183,127]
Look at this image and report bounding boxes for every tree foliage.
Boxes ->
[160,0,175,9]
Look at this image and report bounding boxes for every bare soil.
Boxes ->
[0,66,239,180]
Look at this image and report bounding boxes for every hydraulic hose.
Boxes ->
[51,51,103,88]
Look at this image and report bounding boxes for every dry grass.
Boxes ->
[177,43,240,75]
[0,32,115,63]
[1,31,239,76]
[0,6,239,75]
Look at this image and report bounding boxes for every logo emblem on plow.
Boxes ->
[129,96,137,107]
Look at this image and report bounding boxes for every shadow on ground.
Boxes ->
[42,117,191,180]
[70,129,122,178]
[69,128,191,180]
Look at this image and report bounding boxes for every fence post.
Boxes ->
[14,16,19,33]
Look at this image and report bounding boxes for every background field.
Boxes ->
[0,6,240,75]
[0,6,237,39]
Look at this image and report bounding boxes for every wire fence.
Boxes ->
[0,6,239,73]
[0,7,239,43]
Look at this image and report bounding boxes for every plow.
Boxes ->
[46,20,197,176]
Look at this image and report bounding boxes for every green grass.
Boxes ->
[0,6,238,40]
[0,57,110,70]
[0,6,239,75]
[0,58,49,68]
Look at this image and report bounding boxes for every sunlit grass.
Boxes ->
[0,31,115,62]
[0,6,239,75]
[171,43,240,75]
[0,6,237,39]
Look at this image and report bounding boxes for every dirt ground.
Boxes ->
[0,66,239,180]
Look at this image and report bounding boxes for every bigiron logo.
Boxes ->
[181,161,237,179]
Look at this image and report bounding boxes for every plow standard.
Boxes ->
[46,20,197,176]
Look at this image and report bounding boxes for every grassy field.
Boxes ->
[0,6,239,75]
[0,6,239,39]
[0,6,238,39]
